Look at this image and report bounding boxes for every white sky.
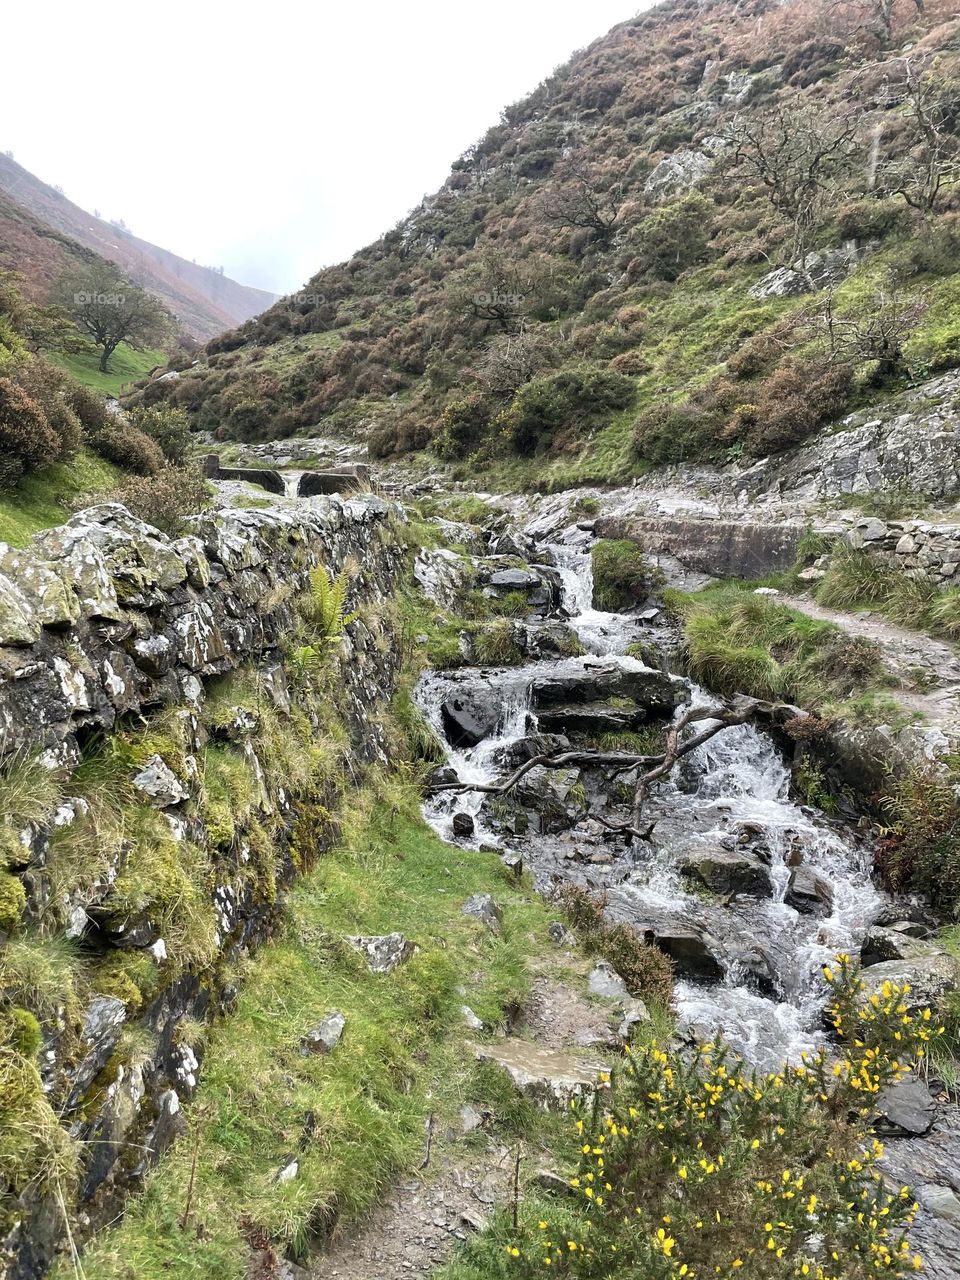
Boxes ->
[5,1,646,295]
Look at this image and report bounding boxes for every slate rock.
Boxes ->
[462,893,503,935]
[300,1010,346,1056]
[345,932,418,973]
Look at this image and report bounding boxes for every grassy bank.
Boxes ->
[675,582,901,722]
[0,447,120,545]
[50,343,167,397]
[62,769,576,1280]
[815,545,960,642]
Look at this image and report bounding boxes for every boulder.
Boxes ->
[861,952,960,1012]
[637,922,725,979]
[860,925,941,966]
[452,812,476,838]
[548,921,576,948]
[472,1039,606,1110]
[300,1010,346,1056]
[441,684,503,747]
[681,848,772,897]
[531,660,686,716]
[345,932,418,974]
[785,866,834,915]
[875,1075,936,1137]
[462,893,503,935]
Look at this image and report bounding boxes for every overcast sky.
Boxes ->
[5,1,645,295]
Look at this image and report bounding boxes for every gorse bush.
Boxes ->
[556,885,674,1009]
[0,375,66,490]
[126,403,192,465]
[501,366,636,457]
[108,463,209,535]
[474,958,939,1280]
[86,420,165,476]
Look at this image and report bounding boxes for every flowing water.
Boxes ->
[417,526,887,1071]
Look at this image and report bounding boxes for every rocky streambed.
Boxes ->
[412,504,960,1276]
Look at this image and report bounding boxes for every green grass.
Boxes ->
[0,448,120,546]
[49,343,167,396]
[64,773,577,1280]
[678,581,892,713]
[816,545,960,640]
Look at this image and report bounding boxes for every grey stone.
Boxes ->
[452,812,475,837]
[918,1184,960,1225]
[548,921,576,947]
[132,755,188,808]
[346,932,418,974]
[875,1076,936,1136]
[785,866,834,915]
[588,961,630,1000]
[472,1039,606,1110]
[462,893,503,935]
[300,1010,346,1055]
[682,847,772,898]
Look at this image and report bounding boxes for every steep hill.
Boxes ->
[138,0,960,491]
[0,154,276,341]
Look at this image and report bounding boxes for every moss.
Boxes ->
[89,952,159,1014]
[5,1007,41,1058]
[0,870,26,933]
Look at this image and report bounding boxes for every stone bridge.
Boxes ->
[203,454,372,497]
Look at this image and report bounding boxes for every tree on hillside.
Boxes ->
[828,0,926,46]
[728,98,859,277]
[814,285,928,382]
[875,59,960,215]
[0,272,89,357]
[54,265,171,371]
[447,249,574,333]
[539,155,628,249]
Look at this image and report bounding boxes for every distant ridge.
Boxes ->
[0,153,276,341]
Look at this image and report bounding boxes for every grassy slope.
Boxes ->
[66,773,579,1279]
[0,448,119,546]
[50,343,167,396]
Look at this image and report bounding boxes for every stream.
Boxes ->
[416,522,887,1071]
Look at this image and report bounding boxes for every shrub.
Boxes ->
[492,958,935,1279]
[0,376,60,490]
[877,767,960,917]
[556,885,673,1009]
[505,365,636,456]
[127,404,192,465]
[435,394,491,460]
[591,540,662,611]
[628,193,714,281]
[109,463,209,535]
[10,357,81,461]
[89,421,165,476]
[67,380,113,433]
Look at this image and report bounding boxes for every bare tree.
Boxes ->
[448,250,572,334]
[728,98,859,276]
[814,286,928,380]
[876,59,960,215]
[828,0,925,46]
[471,327,561,397]
[539,155,627,248]
[430,696,771,842]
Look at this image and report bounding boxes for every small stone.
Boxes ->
[459,1209,488,1233]
[276,1159,299,1184]
[461,1005,485,1032]
[534,1168,577,1197]
[462,893,503,936]
[132,755,188,808]
[917,1184,960,1225]
[459,1103,486,1134]
[875,1076,936,1136]
[588,961,630,1000]
[345,932,418,974]
[618,999,650,1041]
[548,921,576,948]
[300,1010,346,1056]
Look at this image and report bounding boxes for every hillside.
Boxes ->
[0,154,276,342]
[137,0,960,490]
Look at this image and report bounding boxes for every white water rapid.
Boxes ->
[416,527,887,1071]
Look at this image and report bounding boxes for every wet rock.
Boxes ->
[785,866,834,915]
[131,755,188,808]
[681,848,772,898]
[862,952,960,1011]
[489,568,541,591]
[860,925,941,966]
[618,999,650,1040]
[300,1010,346,1056]
[531,659,686,716]
[875,1075,936,1137]
[472,1039,606,1110]
[588,961,630,1000]
[429,765,459,788]
[638,923,725,979]
[536,701,650,736]
[462,893,503,935]
[346,932,418,974]
[452,812,475,837]
[441,684,503,747]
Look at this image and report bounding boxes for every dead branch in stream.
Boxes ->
[428,697,773,840]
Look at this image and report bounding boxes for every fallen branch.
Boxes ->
[428,697,772,839]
